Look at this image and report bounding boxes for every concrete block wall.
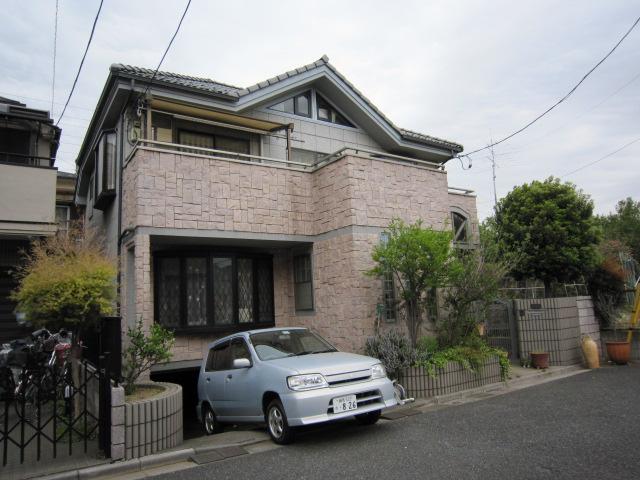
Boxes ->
[515,297,600,366]
[399,355,503,399]
[576,295,601,356]
[121,382,183,460]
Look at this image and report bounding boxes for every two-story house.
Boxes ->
[74,56,478,377]
[0,97,62,343]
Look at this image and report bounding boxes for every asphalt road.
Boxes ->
[155,366,640,480]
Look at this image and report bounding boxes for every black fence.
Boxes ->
[0,316,121,469]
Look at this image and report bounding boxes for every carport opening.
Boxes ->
[150,366,201,439]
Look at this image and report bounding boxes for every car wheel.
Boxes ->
[354,409,381,425]
[202,405,223,435]
[266,399,295,445]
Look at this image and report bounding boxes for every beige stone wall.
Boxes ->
[121,149,476,359]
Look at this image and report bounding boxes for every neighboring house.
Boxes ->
[74,56,478,375]
[56,171,80,234]
[0,97,61,343]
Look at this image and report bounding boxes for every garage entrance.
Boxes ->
[150,362,202,439]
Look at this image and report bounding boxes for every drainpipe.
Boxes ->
[286,123,293,162]
[116,79,136,314]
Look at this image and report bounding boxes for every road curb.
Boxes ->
[38,437,265,480]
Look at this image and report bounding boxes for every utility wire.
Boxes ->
[460,15,640,159]
[51,0,59,113]
[56,0,104,125]
[494,69,640,158]
[560,136,640,178]
[140,0,192,100]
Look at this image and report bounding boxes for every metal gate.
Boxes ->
[485,300,519,361]
[0,354,112,468]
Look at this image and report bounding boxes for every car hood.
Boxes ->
[267,352,378,376]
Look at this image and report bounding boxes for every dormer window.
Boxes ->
[269,91,311,117]
[316,93,354,127]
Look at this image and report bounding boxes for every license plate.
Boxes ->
[333,394,357,413]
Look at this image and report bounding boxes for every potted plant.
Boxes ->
[530,351,550,369]
[605,338,630,365]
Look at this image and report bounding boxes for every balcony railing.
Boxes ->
[0,151,53,167]
[129,139,446,173]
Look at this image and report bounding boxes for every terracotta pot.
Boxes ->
[606,341,631,365]
[581,336,600,369]
[530,352,550,369]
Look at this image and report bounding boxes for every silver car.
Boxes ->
[197,327,397,444]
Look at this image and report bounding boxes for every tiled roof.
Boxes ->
[110,64,243,98]
[111,56,463,153]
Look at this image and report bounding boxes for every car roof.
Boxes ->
[206,327,308,349]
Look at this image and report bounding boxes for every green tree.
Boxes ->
[493,177,600,294]
[597,197,640,261]
[438,244,509,348]
[11,226,117,332]
[368,219,457,347]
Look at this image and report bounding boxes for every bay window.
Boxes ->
[94,130,117,210]
[155,252,274,331]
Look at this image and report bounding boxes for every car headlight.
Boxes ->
[371,363,387,379]
[287,374,328,391]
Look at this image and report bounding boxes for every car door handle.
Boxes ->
[226,374,233,381]
[206,378,210,382]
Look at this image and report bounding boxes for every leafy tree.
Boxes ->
[122,321,175,395]
[493,177,600,294]
[368,219,457,347]
[596,197,640,261]
[438,244,509,348]
[11,225,116,332]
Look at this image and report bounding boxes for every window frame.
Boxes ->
[94,129,117,210]
[268,91,312,118]
[293,253,314,312]
[154,250,275,334]
[315,93,355,128]
[451,211,470,244]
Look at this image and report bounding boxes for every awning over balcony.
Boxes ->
[149,98,289,134]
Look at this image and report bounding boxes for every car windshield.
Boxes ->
[249,329,337,361]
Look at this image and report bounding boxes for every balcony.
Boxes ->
[0,162,57,236]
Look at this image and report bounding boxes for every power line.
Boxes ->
[51,0,59,113]
[460,15,640,160]
[494,69,640,159]
[140,0,192,100]
[560,136,640,178]
[56,0,104,125]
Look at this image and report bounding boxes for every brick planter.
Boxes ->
[398,355,503,399]
[111,382,183,460]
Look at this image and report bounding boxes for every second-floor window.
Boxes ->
[94,130,117,210]
[178,130,250,155]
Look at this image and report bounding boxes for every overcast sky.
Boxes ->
[2,0,638,219]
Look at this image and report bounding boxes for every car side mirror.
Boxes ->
[233,358,251,369]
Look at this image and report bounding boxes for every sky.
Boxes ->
[1,0,638,220]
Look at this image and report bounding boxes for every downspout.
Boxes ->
[116,78,136,314]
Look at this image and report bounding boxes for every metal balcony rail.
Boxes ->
[0,152,53,167]
[130,140,447,173]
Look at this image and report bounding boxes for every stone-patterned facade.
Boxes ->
[121,148,478,361]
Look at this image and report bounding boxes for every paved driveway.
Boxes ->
[154,366,640,480]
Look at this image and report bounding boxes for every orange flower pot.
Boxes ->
[531,352,550,369]
[605,341,630,365]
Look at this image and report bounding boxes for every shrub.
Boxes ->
[11,224,116,332]
[364,329,416,380]
[416,336,511,381]
[416,336,439,358]
[122,321,175,395]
